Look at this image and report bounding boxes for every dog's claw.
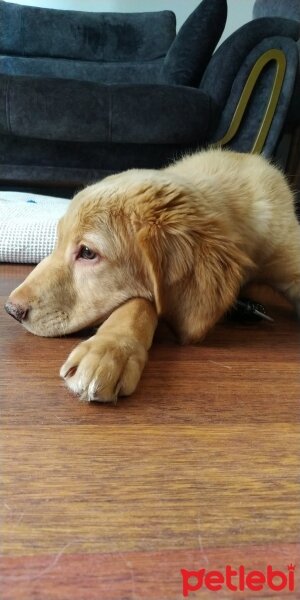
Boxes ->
[63,366,77,379]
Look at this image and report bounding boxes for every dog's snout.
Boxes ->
[4,301,29,323]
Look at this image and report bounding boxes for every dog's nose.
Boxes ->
[4,301,29,323]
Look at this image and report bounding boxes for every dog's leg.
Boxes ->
[60,298,158,402]
[264,224,300,318]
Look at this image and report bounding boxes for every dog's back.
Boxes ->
[166,148,297,256]
[166,148,300,316]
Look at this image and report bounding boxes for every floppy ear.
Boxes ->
[173,233,255,343]
[138,214,254,344]
[136,211,195,316]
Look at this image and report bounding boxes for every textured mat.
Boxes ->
[0,192,69,264]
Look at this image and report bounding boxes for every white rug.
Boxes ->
[0,192,70,264]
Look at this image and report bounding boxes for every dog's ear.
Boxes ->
[136,189,254,342]
[135,181,196,315]
[172,233,255,343]
[137,219,194,315]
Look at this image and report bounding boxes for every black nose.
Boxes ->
[4,301,28,323]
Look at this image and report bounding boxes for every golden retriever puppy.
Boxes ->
[5,149,300,402]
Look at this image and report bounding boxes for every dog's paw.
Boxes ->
[60,333,147,402]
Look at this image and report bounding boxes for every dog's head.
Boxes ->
[5,169,253,342]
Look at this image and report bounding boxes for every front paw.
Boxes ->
[60,334,147,402]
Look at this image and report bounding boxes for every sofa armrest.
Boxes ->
[200,18,299,106]
[206,35,299,156]
[253,0,300,21]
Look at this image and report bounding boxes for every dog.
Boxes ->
[5,149,300,402]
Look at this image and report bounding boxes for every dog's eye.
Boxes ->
[77,246,97,260]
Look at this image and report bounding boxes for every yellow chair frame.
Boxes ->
[215,48,287,153]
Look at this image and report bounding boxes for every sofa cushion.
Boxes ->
[0,56,163,85]
[0,0,176,62]
[161,0,227,86]
[0,75,217,144]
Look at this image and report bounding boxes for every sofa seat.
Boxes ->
[0,75,218,145]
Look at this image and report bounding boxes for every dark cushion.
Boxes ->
[0,75,217,144]
[0,0,176,62]
[0,56,163,85]
[161,0,227,86]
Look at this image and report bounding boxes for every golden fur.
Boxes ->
[6,149,300,401]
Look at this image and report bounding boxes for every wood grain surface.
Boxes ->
[1,264,299,599]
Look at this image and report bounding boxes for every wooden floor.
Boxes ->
[1,264,299,599]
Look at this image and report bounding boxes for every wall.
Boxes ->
[6,1,256,41]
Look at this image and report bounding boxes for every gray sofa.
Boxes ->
[0,0,299,196]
